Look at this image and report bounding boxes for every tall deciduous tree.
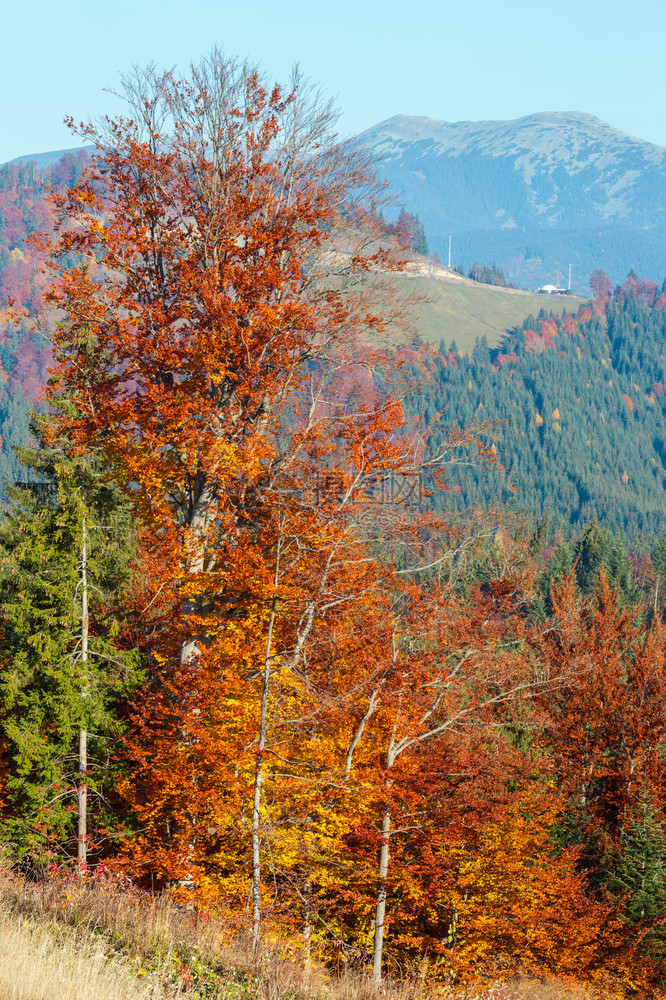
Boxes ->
[336,568,565,984]
[37,51,519,968]
[537,572,666,932]
[589,268,612,299]
[39,52,408,675]
[38,51,427,922]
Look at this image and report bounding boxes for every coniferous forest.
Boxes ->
[410,279,666,543]
[4,53,666,1000]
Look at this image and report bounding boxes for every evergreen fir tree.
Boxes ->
[0,433,139,861]
[573,523,609,596]
[412,215,429,255]
[605,530,640,605]
[603,794,666,940]
[472,335,491,368]
[542,541,573,592]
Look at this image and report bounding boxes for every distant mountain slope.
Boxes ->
[358,112,666,291]
[0,146,661,543]
[2,146,90,170]
[0,152,89,492]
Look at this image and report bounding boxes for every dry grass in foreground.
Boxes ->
[0,916,169,999]
[0,865,643,1000]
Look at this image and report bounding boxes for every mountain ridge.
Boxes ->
[362,111,665,157]
[1,146,90,170]
[357,111,666,288]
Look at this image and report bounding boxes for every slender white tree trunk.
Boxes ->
[77,727,87,865]
[252,536,281,952]
[251,653,270,951]
[372,800,392,985]
[78,522,89,867]
[303,876,312,979]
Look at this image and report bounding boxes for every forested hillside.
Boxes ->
[0,152,88,489]
[2,149,666,548]
[408,274,666,542]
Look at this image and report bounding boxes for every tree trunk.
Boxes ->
[77,727,87,865]
[251,531,282,951]
[78,521,89,867]
[303,877,312,979]
[251,727,266,952]
[252,590,279,951]
[372,802,392,985]
[179,478,216,669]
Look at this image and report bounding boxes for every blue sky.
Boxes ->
[3,0,666,163]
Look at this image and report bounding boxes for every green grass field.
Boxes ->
[398,275,589,351]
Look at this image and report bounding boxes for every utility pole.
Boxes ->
[568,263,573,292]
[448,234,452,269]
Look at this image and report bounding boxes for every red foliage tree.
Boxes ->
[537,575,666,849]
[394,210,415,251]
[589,269,612,299]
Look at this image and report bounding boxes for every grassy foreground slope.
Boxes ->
[0,869,629,1000]
[0,919,154,1000]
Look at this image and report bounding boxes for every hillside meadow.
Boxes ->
[402,273,588,350]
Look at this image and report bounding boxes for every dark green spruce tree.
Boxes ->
[412,214,429,256]
[602,794,666,957]
[0,426,139,864]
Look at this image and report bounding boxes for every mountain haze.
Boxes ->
[359,112,666,290]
